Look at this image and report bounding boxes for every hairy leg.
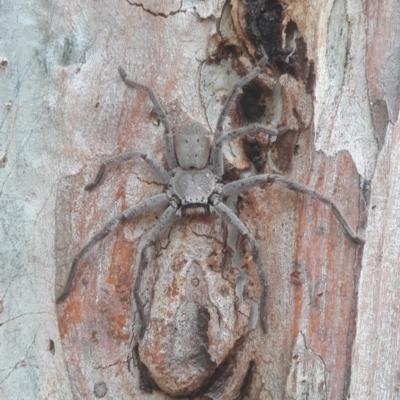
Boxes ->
[222,174,365,245]
[56,194,169,304]
[215,124,288,146]
[212,124,288,176]
[214,56,269,140]
[84,152,170,191]
[211,56,268,176]
[212,201,268,333]
[118,67,178,169]
[134,205,177,338]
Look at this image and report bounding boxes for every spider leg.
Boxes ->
[211,56,268,176]
[56,194,169,304]
[212,124,289,176]
[222,175,365,245]
[118,67,178,169]
[215,124,288,146]
[212,201,268,333]
[84,151,170,191]
[214,56,269,140]
[134,205,177,338]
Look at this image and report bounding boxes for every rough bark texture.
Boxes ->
[1,0,399,399]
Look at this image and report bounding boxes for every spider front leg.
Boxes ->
[84,151,170,191]
[118,67,178,169]
[134,205,177,338]
[212,201,268,333]
[56,194,170,304]
[212,124,289,176]
[222,175,365,245]
[211,56,270,176]
[214,56,269,140]
[215,124,289,146]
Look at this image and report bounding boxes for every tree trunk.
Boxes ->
[1,0,399,399]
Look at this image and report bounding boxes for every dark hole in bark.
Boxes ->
[48,339,55,355]
[244,0,285,63]
[134,345,160,393]
[239,82,268,123]
[243,138,265,172]
[239,361,256,399]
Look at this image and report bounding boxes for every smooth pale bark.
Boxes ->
[0,0,398,399]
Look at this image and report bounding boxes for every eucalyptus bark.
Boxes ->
[0,0,399,399]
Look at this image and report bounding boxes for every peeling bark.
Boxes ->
[1,0,399,399]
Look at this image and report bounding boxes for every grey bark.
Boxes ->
[0,0,399,399]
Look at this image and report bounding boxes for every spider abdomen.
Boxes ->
[172,168,215,205]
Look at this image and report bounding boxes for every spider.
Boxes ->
[56,56,364,337]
